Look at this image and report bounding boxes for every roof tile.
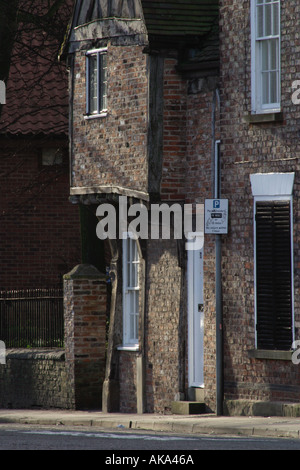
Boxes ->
[0,0,73,136]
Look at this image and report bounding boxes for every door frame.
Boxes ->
[187,233,205,389]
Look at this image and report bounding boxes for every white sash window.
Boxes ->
[122,235,140,348]
[86,48,107,117]
[251,0,280,113]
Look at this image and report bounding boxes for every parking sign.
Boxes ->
[205,199,229,234]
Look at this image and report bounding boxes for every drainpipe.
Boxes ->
[212,88,223,416]
[215,233,223,416]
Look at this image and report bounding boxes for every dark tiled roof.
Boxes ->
[71,0,219,38]
[142,0,219,37]
[68,0,219,67]
[0,0,74,136]
[74,0,144,25]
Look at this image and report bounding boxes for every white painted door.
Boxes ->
[188,236,204,388]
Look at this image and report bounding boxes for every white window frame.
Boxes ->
[251,0,281,114]
[121,234,140,350]
[85,48,107,118]
[250,173,295,349]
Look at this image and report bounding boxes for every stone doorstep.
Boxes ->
[171,401,207,415]
[224,399,300,418]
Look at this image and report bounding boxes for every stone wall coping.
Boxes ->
[63,264,106,280]
[6,348,65,361]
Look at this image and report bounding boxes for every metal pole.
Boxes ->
[212,89,223,416]
[215,234,223,416]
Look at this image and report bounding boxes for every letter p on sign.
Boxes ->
[0,81,6,104]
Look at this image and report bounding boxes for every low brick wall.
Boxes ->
[0,349,73,409]
[0,264,107,411]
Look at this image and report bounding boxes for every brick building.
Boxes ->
[65,0,220,413]
[65,0,300,415]
[0,0,81,290]
[219,0,300,413]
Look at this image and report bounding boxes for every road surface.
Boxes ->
[1,424,300,451]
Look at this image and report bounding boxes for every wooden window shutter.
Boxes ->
[255,201,293,350]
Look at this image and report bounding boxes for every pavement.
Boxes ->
[0,409,300,440]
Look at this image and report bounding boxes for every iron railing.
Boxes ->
[0,288,64,348]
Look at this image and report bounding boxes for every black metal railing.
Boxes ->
[0,288,64,348]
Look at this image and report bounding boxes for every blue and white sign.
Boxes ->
[205,199,228,234]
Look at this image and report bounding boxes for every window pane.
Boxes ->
[254,1,280,110]
[261,41,269,70]
[261,71,269,104]
[273,2,279,35]
[131,262,136,287]
[269,39,278,69]
[89,55,98,113]
[260,38,279,105]
[257,4,264,38]
[123,235,140,345]
[130,314,135,340]
[132,240,138,262]
[100,54,107,111]
[101,54,107,83]
[128,239,139,288]
[135,311,139,340]
[264,3,272,36]
[129,291,134,313]
[127,242,131,287]
[269,70,278,103]
[257,1,280,38]
[129,292,139,341]
[87,51,108,114]
[102,82,107,110]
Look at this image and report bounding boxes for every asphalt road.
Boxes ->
[1,424,300,451]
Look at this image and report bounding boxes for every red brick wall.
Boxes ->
[220,0,300,403]
[0,140,81,290]
[64,264,107,409]
[161,59,187,202]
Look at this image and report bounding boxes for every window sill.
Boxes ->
[243,112,283,124]
[84,112,107,120]
[117,345,139,352]
[248,349,292,361]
